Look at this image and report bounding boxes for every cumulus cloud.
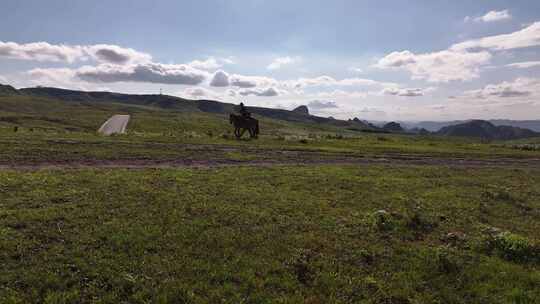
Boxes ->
[465,10,511,23]
[374,49,491,82]
[0,41,85,63]
[188,57,223,70]
[382,87,428,97]
[27,67,86,89]
[0,41,151,64]
[267,56,299,70]
[230,75,277,88]
[210,70,230,87]
[451,22,540,51]
[375,22,540,83]
[85,44,151,64]
[461,78,540,100]
[307,100,339,109]
[76,63,209,85]
[506,61,540,69]
[238,87,280,97]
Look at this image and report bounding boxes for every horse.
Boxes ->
[229,114,259,139]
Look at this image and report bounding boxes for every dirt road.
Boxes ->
[98,115,130,135]
[1,154,539,171]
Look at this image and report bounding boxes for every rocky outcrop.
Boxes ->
[292,105,309,115]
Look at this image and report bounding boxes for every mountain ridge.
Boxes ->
[3,85,376,131]
[436,120,539,140]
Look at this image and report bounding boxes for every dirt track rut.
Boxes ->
[1,154,539,171]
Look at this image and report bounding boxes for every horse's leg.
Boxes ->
[239,128,246,138]
[234,128,241,139]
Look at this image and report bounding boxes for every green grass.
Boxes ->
[1,165,539,303]
[2,90,540,303]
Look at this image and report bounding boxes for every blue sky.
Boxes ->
[1,0,540,121]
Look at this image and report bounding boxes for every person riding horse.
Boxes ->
[229,102,259,138]
[239,102,251,119]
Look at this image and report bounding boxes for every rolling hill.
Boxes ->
[436,120,539,140]
[8,85,374,130]
[404,119,540,132]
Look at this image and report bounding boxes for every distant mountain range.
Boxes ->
[435,120,539,140]
[402,120,540,132]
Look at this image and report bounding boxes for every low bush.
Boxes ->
[481,229,538,263]
[370,210,395,232]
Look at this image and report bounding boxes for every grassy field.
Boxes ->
[1,165,539,303]
[1,93,540,303]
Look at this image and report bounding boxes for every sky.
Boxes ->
[1,0,540,121]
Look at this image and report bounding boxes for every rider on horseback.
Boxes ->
[239,102,251,119]
[230,102,259,138]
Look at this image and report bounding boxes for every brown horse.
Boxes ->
[229,114,259,139]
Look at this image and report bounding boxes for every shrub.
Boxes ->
[481,229,538,263]
[491,232,537,262]
[370,210,395,231]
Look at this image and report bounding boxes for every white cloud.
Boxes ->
[210,70,230,87]
[27,68,86,89]
[348,67,364,73]
[506,61,540,69]
[382,87,434,97]
[188,57,223,70]
[230,74,277,88]
[85,44,151,64]
[461,77,540,101]
[76,63,209,85]
[472,10,512,23]
[238,87,280,97]
[376,22,540,83]
[374,49,491,82]
[451,22,540,51]
[0,41,151,64]
[267,56,300,70]
[463,10,512,22]
[0,41,84,63]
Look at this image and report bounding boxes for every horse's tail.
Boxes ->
[255,120,260,136]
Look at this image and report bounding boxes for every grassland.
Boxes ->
[1,92,540,303]
[1,165,539,303]
[1,94,540,164]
